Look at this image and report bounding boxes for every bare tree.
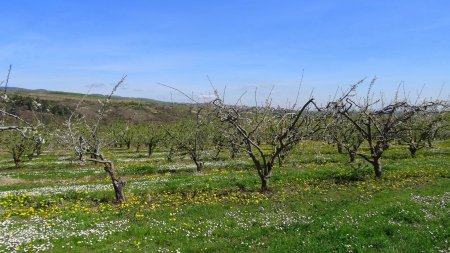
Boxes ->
[161,122,178,162]
[0,65,44,167]
[1,65,36,134]
[327,114,364,162]
[166,108,212,172]
[65,76,127,203]
[328,79,441,178]
[399,102,448,157]
[212,90,323,191]
[144,123,163,157]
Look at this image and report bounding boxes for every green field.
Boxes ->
[0,140,449,253]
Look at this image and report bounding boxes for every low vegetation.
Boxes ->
[0,141,449,252]
[1,72,449,252]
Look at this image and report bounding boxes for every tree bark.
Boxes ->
[261,176,269,192]
[349,151,356,163]
[337,142,343,154]
[195,162,203,171]
[230,145,238,159]
[13,157,21,169]
[259,163,272,192]
[103,161,126,203]
[373,157,382,178]
[112,179,126,204]
[147,143,153,157]
[277,155,283,167]
[192,154,203,171]
[427,138,433,148]
[409,145,417,158]
[12,148,22,169]
[167,148,174,162]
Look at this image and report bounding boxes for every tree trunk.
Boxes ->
[192,154,203,171]
[112,179,126,203]
[195,162,203,171]
[259,163,272,192]
[261,176,269,192]
[337,142,343,154]
[427,138,433,148]
[12,149,21,169]
[373,158,382,178]
[103,161,126,203]
[230,146,238,159]
[126,142,131,150]
[167,148,174,162]
[147,143,153,157]
[136,144,141,152]
[13,157,21,169]
[27,153,34,160]
[213,148,221,160]
[35,143,42,156]
[349,151,356,163]
[409,145,417,158]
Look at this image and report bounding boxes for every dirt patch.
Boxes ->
[0,177,27,185]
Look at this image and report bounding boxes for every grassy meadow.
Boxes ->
[0,140,449,252]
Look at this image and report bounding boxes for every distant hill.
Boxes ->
[5,86,166,103]
[3,86,195,124]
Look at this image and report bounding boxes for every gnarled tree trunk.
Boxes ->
[167,147,174,162]
[337,142,343,154]
[191,153,204,172]
[257,163,273,192]
[261,176,269,192]
[409,144,417,158]
[88,158,126,203]
[103,161,126,203]
[349,150,356,163]
[373,157,382,178]
[147,143,155,157]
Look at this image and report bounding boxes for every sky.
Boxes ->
[1,0,449,105]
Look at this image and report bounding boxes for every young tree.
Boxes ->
[210,121,228,160]
[167,108,213,172]
[65,76,127,203]
[1,65,44,168]
[399,103,448,158]
[0,132,36,168]
[160,122,178,162]
[212,92,323,191]
[328,79,440,178]
[144,123,163,157]
[327,115,364,162]
[121,123,134,150]
[131,124,146,153]
[107,122,127,148]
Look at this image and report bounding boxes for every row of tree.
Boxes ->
[1,71,449,203]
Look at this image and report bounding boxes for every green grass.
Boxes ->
[0,141,449,252]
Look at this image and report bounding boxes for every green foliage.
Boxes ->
[166,115,214,171]
[5,93,71,117]
[0,141,449,252]
[1,84,449,252]
[0,131,43,168]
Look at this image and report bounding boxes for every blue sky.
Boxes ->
[1,0,449,105]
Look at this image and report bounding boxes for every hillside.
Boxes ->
[3,87,195,124]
